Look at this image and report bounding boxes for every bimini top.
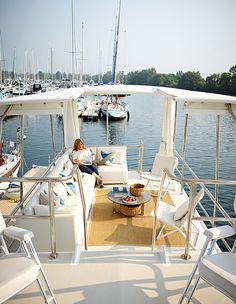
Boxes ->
[0,85,236,116]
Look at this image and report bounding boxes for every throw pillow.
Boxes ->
[98,151,116,165]
[173,200,189,221]
[53,182,68,202]
[63,180,77,195]
[60,160,74,177]
[110,149,125,164]
[39,191,61,206]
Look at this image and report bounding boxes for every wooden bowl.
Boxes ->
[130,183,145,197]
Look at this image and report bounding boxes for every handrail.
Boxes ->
[174,151,232,222]
[160,168,236,258]
[2,163,86,258]
[4,149,66,219]
[127,140,144,174]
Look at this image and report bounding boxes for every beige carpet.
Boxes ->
[88,189,185,247]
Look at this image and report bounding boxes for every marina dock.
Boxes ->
[82,107,99,121]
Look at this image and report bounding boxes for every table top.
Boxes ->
[108,190,151,207]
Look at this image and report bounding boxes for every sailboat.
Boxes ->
[100,0,129,120]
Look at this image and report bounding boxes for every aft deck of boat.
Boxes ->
[2,171,234,303]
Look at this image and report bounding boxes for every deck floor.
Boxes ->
[88,188,186,247]
[5,246,233,304]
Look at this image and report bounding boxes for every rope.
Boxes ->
[226,103,236,120]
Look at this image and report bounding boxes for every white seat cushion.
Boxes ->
[0,254,39,303]
[199,252,236,300]
[98,163,128,183]
[173,200,189,221]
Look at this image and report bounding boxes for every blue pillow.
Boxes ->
[100,151,115,165]
[59,197,65,205]
[66,182,77,194]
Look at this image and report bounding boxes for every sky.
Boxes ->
[0,0,236,78]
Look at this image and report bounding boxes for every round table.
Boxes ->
[108,191,151,217]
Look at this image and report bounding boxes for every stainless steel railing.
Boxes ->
[158,168,236,259]
[175,149,236,252]
[127,140,144,173]
[1,163,86,259]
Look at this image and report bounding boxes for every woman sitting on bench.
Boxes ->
[72,138,104,188]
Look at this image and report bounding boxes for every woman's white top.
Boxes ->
[72,148,93,165]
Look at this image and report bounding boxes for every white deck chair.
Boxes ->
[0,211,57,304]
[140,153,178,193]
[179,224,236,303]
[153,188,205,248]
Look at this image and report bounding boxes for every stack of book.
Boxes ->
[112,186,128,197]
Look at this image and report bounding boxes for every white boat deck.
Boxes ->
[5,246,233,304]
[2,170,234,303]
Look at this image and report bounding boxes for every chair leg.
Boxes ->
[186,276,201,304]
[21,240,58,303]
[156,224,165,240]
[36,277,51,304]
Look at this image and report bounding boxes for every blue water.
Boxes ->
[2,94,236,226]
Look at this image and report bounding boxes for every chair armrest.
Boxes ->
[3,226,34,242]
[204,225,235,240]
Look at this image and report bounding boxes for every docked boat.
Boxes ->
[77,99,85,116]
[12,83,27,95]
[0,85,236,304]
[0,140,21,193]
[99,95,129,120]
[99,0,130,121]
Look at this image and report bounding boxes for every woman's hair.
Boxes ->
[73,138,84,151]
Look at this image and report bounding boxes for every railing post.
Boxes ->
[181,183,195,260]
[181,114,188,193]
[138,140,144,174]
[48,180,57,259]
[76,167,88,250]
[214,115,220,226]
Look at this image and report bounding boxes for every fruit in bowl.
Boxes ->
[122,195,137,204]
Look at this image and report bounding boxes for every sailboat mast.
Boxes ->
[71,0,75,84]
[12,47,16,81]
[50,48,53,81]
[112,0,121,84]
[79,22,84,85]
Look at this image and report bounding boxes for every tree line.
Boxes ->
[2,64,236,96]
[98,65,236,97]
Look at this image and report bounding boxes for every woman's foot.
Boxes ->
[97,177,104,188]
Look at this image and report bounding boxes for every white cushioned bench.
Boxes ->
[16,146,128,262]
[90,145,128,184]
[17,149,96,263]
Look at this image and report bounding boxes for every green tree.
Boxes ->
[102,71,112,84]
[204,74,220,93]
[55,71,62,80]
[178,71,205,91]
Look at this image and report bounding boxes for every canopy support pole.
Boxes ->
[106,96,109,145]
[214,115,220,225]
[20,116,24,204]
[61,116,66,151]
[181,114,188,192]
[50,115,55,161]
